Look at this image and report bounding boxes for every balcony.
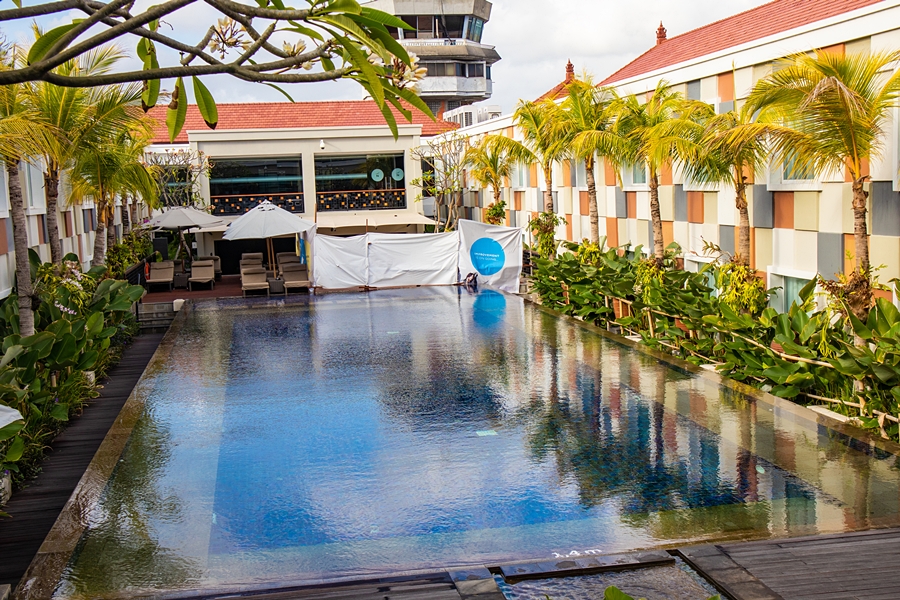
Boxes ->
[316,189,406,212]
[210,192,304,215]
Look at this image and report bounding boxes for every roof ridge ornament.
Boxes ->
[657,21,667,45]
[565,59,575,83]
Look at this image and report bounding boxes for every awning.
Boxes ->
[315,211,435,229]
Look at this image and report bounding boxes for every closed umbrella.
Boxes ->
[223,201,316,268]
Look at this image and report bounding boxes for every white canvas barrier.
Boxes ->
[457,220,523,294]
[310,222,522,291]
[312,233,368,289]
[367,232,460,288]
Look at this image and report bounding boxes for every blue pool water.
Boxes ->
[57,288,900,598]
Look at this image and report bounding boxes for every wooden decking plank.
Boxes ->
[0,333,164,592]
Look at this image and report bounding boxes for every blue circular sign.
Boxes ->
[371,168,384,182]
[470,237,505,276]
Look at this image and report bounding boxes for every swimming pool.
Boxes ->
[52,288,900,598]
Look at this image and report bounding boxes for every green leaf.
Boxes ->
[50,403,69,421]
[349,14,410,64]
[86,312,104,337]
[325,0,362,14]
[261,82,295,102]
[360,6,413,30]
[848,311,873,341]
[27,20,83,65]
[0,421,23,443]
[604,586,635,600]
[192,76,218,129]
[0,345,24,368]
[76,350,98,372]
[286,22,325,43]
[166,77,188,143]
[798,278,817,303]
[4,435,24,463]
[336,34,384,105]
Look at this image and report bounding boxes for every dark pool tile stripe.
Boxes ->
[678,545,783,600]
[499,550,674,583]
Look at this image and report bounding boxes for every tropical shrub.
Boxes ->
[484,199,506,225]
[532,245,900,441]
[105,227,153,279]
[0,252,144,489]
[530,211,566,258]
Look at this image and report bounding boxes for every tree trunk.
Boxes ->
[852,178,870,275]
[736,181,751,266]
[543,164,554,213]
[92,207,106,267]
[585,156,599,244]
[121,194,131,235]
[7,160,36,337]
[44,168,62,265]
[648,171,665,262]
[107,208,117,253]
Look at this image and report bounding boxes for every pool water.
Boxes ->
[56,288,900,598]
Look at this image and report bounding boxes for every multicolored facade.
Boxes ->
[449,0,900,308]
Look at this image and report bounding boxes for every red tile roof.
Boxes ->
[535,60,577,102]
[148,100,455,143]
[600,0,885,85]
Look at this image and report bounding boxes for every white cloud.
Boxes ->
[0,0,765,112]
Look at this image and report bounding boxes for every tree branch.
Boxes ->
[42,62,353,86]
[42,0,135,65]
[0,0,82,21]
[204,0,312,21]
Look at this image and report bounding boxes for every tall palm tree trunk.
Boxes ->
[92,207,106,267]
[121,194,131,234]
[585,156,599,244]
[543,164,554,212]
[106,205,117,253]
[648,172,665,262]
[7,160,36,337]
[735,181,751,266]
[850,177,872,322]
[44,169,63,265]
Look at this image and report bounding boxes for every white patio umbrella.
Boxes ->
[0,404,23,430]
[223,200,316,268]
[147,207,223,230]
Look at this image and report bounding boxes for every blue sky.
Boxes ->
[1,0,762,113]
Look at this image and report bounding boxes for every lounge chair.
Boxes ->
[242,252,264,263]
[239,258,263,272]
[146,260,175,291]
[189,260,215,291]
[241,266,270,297]
[282,262,310,295]
[277,254,301,276]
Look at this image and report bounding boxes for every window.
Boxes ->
[783,276,811,311]
[82,208,95,232]
[425,62,455,77]
[512,163,529,188]
[314,154,405,193]
[782,153,815,181]
[486,65,492,80]
[455,63,466,77]
[631,162,647,185]
[467,63,484,78]
[437,15,465,38]
[209,158,302,197]
[466,17,484,42]
[400,15,435,39]
[576,161,587,187]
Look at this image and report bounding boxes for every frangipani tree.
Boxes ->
[0,0,431,140]
[748,50,900,320]
[463,135,515,224]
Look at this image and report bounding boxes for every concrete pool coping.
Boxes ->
[14,290,900,600]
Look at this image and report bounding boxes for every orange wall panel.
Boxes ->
[606,217,619,249]
[626,192,637,219]
[579,191,590,215]
[718,71,735,102]
[687,192,704,224]
[844,233,856,275]
[662,221,674,247]
[660,162,673,186]
[514,191,523,211]
[529,163,538,188]
[820,43,845,56]
[845,157,869,182]
[561,161,571,187]
[773,192,794,229]
[604,159,617,184]
[565,215,573,241]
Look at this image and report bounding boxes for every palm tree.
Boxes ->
[0,48,55,337]
[25,43,142,265]
[494,99,569,212]
[607,81,707,263]
[69,127,159,266]
[562,78,615,244]
[463,135,515,223]
[677,102,771,265]
[748,50,900,319]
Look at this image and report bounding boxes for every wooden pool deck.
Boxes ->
[2,323,900,599]
[0,333,165,595]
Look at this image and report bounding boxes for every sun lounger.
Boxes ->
[189,260,215,291]
[282,262,310,295]
[146,260,175,291]
[242,252,264,263]
[241,266,270,297]
[277,254,301,276]
[240,258,263,272]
